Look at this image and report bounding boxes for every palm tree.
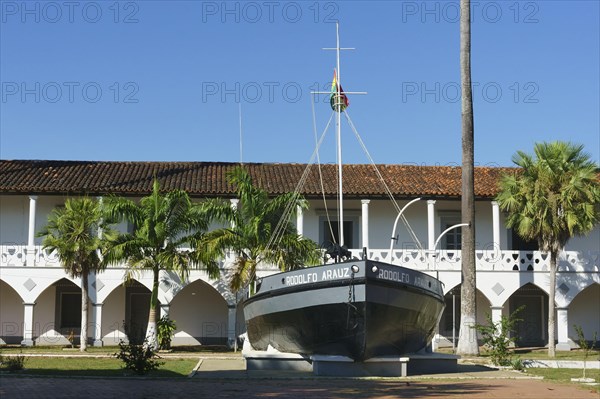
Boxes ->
[201,166,321,291]
[103,180,216,348]
[497,141,600,356]
[38,197,111,352]
[456,0,479,356]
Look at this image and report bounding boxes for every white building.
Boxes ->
[0,160,598,350]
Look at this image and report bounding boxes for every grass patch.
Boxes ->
[0,346,117,355]
[513,348,600,360]
[0,345,237,356]
[0,356,197,377]
[437,346,600,361]
[525,368,600,393]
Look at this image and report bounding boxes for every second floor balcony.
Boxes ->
[2,244,598,274]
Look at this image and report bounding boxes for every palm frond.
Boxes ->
[497,141,600,252]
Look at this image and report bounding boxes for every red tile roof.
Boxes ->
[0,160,517,199]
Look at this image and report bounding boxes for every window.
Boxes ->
[509,229,538,250]
[319,218,358,249]
[440,213,462,250]
[60,292,81,328]
[54,281,82,332]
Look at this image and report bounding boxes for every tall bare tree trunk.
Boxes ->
[548,250,557,357]
[80,271,88,352]
[456,0,479,356]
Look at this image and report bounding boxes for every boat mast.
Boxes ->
[335,22,344,247]
[315,23,366,252]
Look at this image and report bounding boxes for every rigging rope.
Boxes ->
[343,110,424,251]
[313,102,337,245]
[266,106,425,256]
[265,111,335,253]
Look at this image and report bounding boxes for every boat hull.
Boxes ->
[243,260,445,361]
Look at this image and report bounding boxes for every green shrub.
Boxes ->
[157,316,177,350]
[475,305,524,367]
[511,357,524,371]
[1,353,27,372]
[114,339,163,375]
[574,324,597,380]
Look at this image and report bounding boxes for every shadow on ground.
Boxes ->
[193,358,501,379]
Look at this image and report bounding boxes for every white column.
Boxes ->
[491,306,503,336]
[92,303,104,347]
[26,195,38,265]
[427,200,436,250]
[97,196,104,238]
[21,302,35,346]
[227,305,237,349]
[228,199,239,262]
[491,201,501,252]
[160,304,170,319]
[361,200,370,250]
[556,307,573,351]
[296,205,304,236]
[430,324,440,352]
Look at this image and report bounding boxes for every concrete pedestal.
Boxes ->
[312,355,409,377]
[243,347,459,377]
[405,353,460,375]
[244,350,312,372]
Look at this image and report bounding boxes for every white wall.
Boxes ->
[304,198,509,251]
[102,285,127,345]
[0,280,23,343]
[569,283,600,341]
[33,284,61,345]
[566,229,600,252]
[0,195,27,245]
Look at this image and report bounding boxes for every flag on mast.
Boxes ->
[330,69,349,112]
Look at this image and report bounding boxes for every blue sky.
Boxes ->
[1,1,598,166]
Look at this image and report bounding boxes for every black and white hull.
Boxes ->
[243,259,445,361]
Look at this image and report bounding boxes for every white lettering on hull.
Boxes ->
[321,267,350,281]
[377,269,411,283]
[284,267,351,286]
[285,273,318,286]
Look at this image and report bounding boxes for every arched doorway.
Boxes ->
[438,285,491,348]
[508,283,548,347]
[124,280,152,344]
[101,279,151,345]
[34,278,82,345]
[170,279,228,346]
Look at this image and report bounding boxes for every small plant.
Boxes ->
[573,324,597,380]
[1,352,27,372]
[475,306,524,367]
[511,357,524,371]
[157,316,177,351]
[114,339,163,375]
[122,320,145,345]
[67,329,75,348]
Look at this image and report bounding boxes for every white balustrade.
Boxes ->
[2,245,598,273]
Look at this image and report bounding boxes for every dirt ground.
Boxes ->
[2,357,598,398]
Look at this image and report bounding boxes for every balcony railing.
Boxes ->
[1,244,598,273]
[349,248,600,272]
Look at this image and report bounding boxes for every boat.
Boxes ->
[242,23,445,362]
[244,259,445,360]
